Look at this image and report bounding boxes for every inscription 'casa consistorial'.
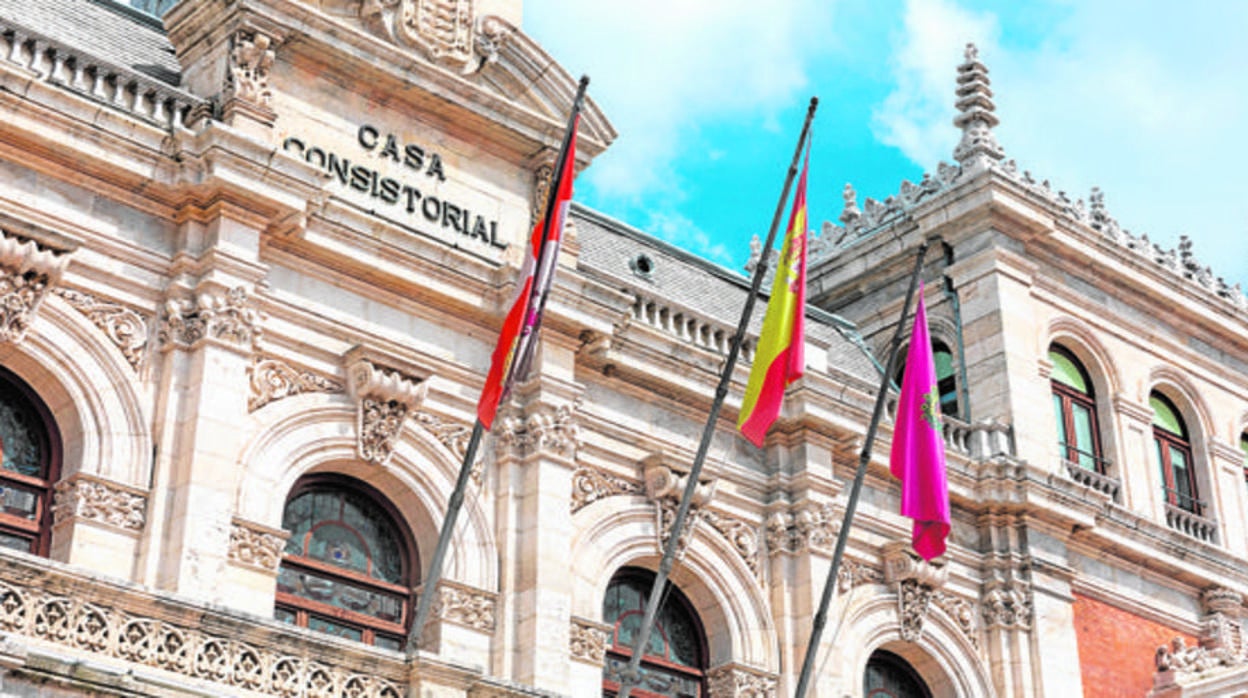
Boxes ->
[283,125,505,250]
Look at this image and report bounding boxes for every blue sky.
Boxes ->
[524,0,1248,291]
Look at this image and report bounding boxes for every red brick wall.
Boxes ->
[1072,592,1196,698]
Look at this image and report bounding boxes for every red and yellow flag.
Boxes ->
[737,152,809,447]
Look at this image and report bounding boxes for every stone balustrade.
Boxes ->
[0,22,203,129]
[1164,502,1218,544]
[1061,459,1121,501]
[941,415,1014,461]
[630,291,753,361]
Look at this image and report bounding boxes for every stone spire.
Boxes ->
[953,43,1005,170]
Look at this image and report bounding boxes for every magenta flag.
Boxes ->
[889,285,950,561]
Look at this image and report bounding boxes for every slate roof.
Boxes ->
[573,204,882,384]
[0,0,182,86]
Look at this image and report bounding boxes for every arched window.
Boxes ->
[602,568,706,697]
[0,367,60,556]
[1240,431,1248,489]
[276,475,417,650]
[894,340,959,419]
[864,649,933,698]
[933,340,959,419]
[1050,346,1103,473]
[1151,393,1200,515]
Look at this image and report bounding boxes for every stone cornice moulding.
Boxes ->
[163,0,615,163]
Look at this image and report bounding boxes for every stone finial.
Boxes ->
[952,42,1005,169]
[839,183,862,226]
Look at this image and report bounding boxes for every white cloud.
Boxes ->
[873,0,1248,287]
[525,0,833,259]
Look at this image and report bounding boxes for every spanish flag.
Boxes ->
[737,150,809,447]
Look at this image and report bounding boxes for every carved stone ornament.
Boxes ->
[228,519,290,572]
[226,30,276,108]
[497,399,580,460]
[706,663,779,698]
[644,455,715,558]
[702,510,761,579]
[53,289,148,369]
[569,616,610,666]
[0,232,71,344]
[981,579,1032,631]
[359,0,512,76]
[765,503,840,556]
[898,579,935,643]
[0,574,404,698]
[51,475,146,533]
[570,466,643,513]
[431,581,496,632]
[837,558,883,592]
[159,287,261,351]
[248,358,342,412]
[345,356,429,465]
[530,161,554,229]
[933,591,979,648]
[414,411,482,483]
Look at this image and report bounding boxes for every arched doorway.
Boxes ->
[865,649,933,698]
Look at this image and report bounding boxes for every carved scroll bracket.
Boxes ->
[883,542,948,642]
[344,350,430,466]
[643,454,716,559]
[0,232,72,344]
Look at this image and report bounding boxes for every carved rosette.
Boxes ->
[159,287,262,351]
[226,30,276,108]
[981,579,1032,631]
[53,289,148,369]
[706,663,778,698]
[0,233,71,343]
[431,581,496,632]
[345,357,428,465]
[497,400,580,460]
[248,358,342,412]
[570,466,643,513]
[51,475,146,533]
[228,519,290,572]
[569,616,610,666]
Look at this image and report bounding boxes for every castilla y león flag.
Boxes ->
[889,285,951,561]
[737,152,809,447]
[476,115,580,430]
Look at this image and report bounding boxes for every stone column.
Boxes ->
[1023,521,1085,697]
[496,333,583,692]
[142,282,261,602]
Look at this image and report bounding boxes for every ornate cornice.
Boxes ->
[345,353,429,465]
[159,287,262,352]
[0,232,71,344]
[569,616,610,666]
[53,289,149,370]
[51,475,146,533]
[248,357,342,412]
[706,662,778,698]
[227,518,290,572]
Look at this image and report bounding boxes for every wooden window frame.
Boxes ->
[0,366,61,557]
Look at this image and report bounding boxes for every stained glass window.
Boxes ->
[1151,392,1200,515]
[0,370,58,556]
[276,476,415,650]
[1050,346,1104,473]
[602,568,705,698]
[865,650,933,698]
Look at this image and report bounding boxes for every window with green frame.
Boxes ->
[1151,392,1201,515]
[1240,431,1248,489]
[1049,346,1104,473]
[894,339,959,420]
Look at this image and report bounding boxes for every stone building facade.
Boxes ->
[0,1,1244,697]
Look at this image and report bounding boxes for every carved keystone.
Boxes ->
[344,347,431,465]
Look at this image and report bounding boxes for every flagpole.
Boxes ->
[616,96,818,698]
[407,75,591,656]
[791,241,931,698]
